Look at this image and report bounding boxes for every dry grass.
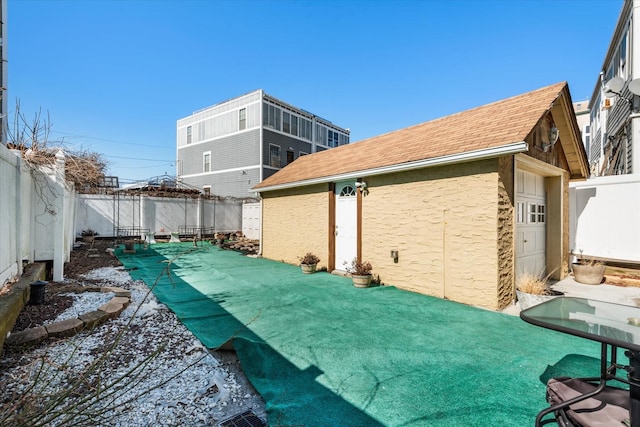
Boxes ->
[577,257,605,267]
[516,273,554,296]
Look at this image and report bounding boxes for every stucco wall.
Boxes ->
[261,184,329,269]
[361,160,501,309]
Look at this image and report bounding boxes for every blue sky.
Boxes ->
[9,0,623,184]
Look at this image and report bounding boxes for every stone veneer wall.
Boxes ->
[496,157,515,310]
[261,184,329,270]
[562,170,570,276]
[362,159,501,310]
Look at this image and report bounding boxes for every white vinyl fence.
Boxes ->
[570,175,640,262]
[0,145,76,288]
[75,194,247,239]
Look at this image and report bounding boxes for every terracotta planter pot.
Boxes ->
[300,264,317,274]
[572,263,606,285]
[352,274,372,288]
[82,235,95,243]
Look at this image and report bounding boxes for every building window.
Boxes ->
[537,204,546,224]
[269,144,280,168]
[299,118,312,141]
[316,124,327,146]
[286,150,294,164]
[328,130,338,147]
[203,151,211,172]
[282,112,300,137]
[239,108,246,130]
[263,104,281,131]
[525,203,545,224]
[339,185,357,197]
[516,202,525,224]
[203,186,211,196]
[283,112,290,133]
[528,203,537,223]
[187,126,192,144]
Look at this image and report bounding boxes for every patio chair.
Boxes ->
[541,376,630,426]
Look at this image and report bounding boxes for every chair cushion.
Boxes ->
[547,377,630,427]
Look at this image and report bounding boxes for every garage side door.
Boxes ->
[335,182,357,271]
[515,170,546,279]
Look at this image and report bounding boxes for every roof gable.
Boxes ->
[254,82,588,191]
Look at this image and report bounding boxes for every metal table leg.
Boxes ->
[628,350,640,427]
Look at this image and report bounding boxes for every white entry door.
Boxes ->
[335,182,357,271]
[515,170,546,279]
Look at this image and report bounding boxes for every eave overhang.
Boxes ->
[255,141,528,193]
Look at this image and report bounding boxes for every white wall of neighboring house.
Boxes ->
[570,1,640,265]
[570,175,640,262]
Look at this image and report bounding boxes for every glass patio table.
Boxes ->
[521,296,640,427]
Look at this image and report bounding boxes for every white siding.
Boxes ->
[177,91,262,147]
[570,175,640,261]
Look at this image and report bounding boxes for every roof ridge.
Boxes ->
[353,81,567,145]
[254,81,572,191]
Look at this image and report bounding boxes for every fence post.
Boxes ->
[140,194,147,240]
[15,153,23,278]
[52,150,65,281]
[197,195,204,237]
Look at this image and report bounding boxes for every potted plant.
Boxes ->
[572,251,606,285]
[81,229,98,243]
[516,272,563,310]
[214,232,226,247]
[298,252,320,274]
[345,258,373,288]
[123,240,136,252]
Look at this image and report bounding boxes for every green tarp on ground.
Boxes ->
[118,243,602,426]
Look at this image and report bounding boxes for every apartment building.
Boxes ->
[588,0,639,176]
[176,90,350,198]
[573,101,591,155]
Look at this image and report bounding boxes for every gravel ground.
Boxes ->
[0,241,267,426]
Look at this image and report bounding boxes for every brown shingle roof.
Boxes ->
[254,82,568,190]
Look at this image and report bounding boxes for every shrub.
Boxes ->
[344,258,372,276]
[516,273,554,296]
[298,252,320,265]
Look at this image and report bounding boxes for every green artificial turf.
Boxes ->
[118,243,602,426]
